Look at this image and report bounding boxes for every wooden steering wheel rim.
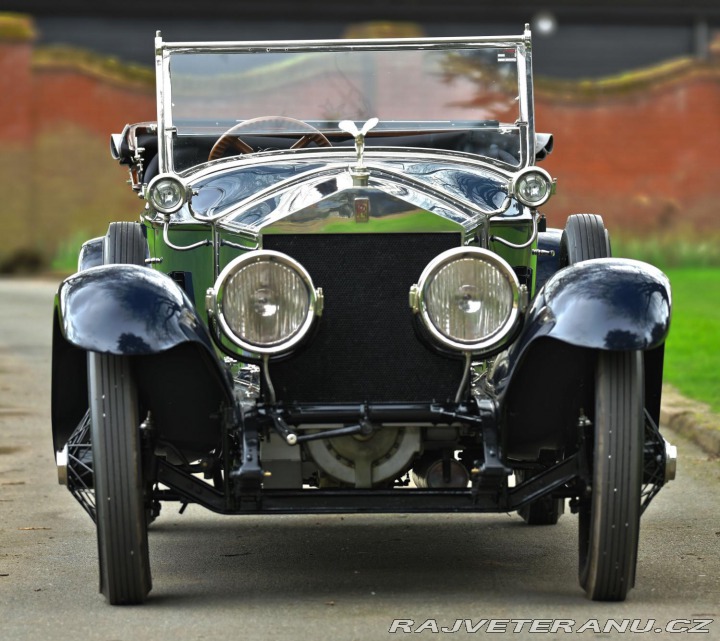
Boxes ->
[208,116,331,161]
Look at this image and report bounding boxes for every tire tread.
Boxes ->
[105,222,147,266]
[90,353,151,605]
[560,214,610,267]
[581,351,642,601]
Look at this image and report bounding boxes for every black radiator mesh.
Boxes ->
[264,233,464,403]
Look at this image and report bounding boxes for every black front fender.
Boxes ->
[531,257,671,351]
[497,257,671,385]
[492,258,671,460]
[52,265,231,454]
[56,264,216,355]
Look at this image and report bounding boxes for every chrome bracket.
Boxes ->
[163,221,212,252]
[490,211,539,250]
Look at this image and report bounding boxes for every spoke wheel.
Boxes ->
[579,350,643,601]
[65,411,96,521]
[89,352,151,604]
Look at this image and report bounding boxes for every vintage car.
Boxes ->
[51,26,676,605]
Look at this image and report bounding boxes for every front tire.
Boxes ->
[578,351,643,601]
[89,352,151,605]
[104,221,148,265]
[559,214,610,267]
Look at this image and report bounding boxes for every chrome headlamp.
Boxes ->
[410,247,522,354]
[511,167,554,208]
[208,250,323,355]
[146,174,191,214]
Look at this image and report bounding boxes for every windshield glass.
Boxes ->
[162,41,528,171]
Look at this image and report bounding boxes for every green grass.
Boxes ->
[611,236,720,411]
[50,230,88,273]
[663,268,720,413]
[612,234,720,270]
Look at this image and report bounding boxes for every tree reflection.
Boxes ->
[437,50,519,119]
[545,260,670,349]
[63,266,198,355]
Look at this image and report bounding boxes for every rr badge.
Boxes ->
[354,197,370,223]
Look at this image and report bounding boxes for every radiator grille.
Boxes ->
[264,233,464,403]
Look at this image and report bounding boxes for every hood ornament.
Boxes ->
[338,117,379,186]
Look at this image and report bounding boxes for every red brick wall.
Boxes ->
[537,70,720,233]
[0,41,34,142]
[0,22,718,265]
[33,68,155,136]
[0,29,156,265]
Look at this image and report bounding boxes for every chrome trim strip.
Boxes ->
[160,34,530,54]
[518,25,534,162]
[155,32,173,175]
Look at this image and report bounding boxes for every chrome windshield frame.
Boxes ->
[154,27,535,176]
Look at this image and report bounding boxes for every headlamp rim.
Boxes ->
[512,166,554,208]
[212,249,318,355]
[146,173,191,215]
[414,246,521,354]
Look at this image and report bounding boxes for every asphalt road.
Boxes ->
[1,278,718,641]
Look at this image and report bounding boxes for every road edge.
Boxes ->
[661,384,720,457]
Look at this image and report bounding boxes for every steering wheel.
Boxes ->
[208,116,331,161]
